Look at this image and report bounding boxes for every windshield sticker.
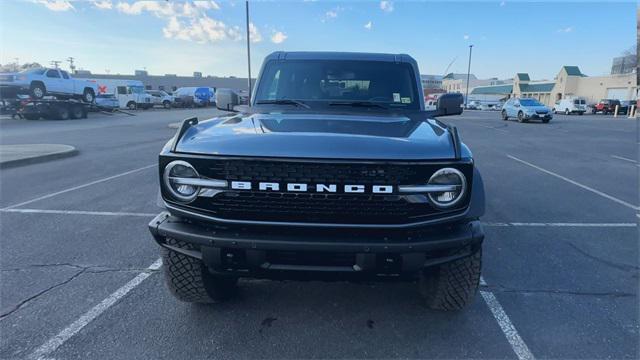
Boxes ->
[393,93,401,102]
[401,97,411,104]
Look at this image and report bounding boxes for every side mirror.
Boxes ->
[215,88,240,111]
[435,93,464,116]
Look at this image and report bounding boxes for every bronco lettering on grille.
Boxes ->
[230,181,394,194]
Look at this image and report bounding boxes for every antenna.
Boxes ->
[443,56,457,76]
[245,0,252,104]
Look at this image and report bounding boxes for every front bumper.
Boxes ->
[525,112,552,119]
[148,212,484,280]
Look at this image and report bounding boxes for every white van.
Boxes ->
[91,79,153,110]
[553,97,587,115]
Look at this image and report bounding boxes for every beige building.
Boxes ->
[469,66,637,106]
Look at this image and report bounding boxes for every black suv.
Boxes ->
[148,52,485,311]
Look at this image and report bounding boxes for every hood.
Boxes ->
[174,112,457,160]
[524,105,549,112]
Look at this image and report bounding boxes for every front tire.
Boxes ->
[517,111,526,122]
[419,247,482,311]
[501,110,508,121]
[565,109,570,115]
[126,101,137,110]
[163,100,171,109]
[161,239,238,303]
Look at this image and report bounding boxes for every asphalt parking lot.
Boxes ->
[1,108,638,359]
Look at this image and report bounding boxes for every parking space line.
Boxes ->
[28,258,163,360]
[611,155,640,166]
[480,277,535,360]
[0,208,156,217]
[507,155,640,211]
[484,222,636,227]
[1,164,156,210]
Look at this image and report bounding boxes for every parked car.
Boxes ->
[466,100,480,110]
[92,79,153,110]
[94,94,119,111]
[501,97,552,123]
[146,90,175,109]
[592,99,621,114]
[425,99,437,111]
[174,87,215,107]
[618,100,632,115]
[0,68,98,102]
[493,102,503,111]
[478,103,494,111]
[553,97,587,115]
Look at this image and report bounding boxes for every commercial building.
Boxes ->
[467,66,637,106]
[441,72,512,95]
[74,71,253,92]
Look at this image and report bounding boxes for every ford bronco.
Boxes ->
[148,52,485,311]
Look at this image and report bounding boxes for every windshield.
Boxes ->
[254,60,420,110]
[130,86,145,94]
[520,98,543,106]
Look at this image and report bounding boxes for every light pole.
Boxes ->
[245,0,252,105]
[465,44,474,108]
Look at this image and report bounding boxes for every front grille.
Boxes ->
[536,111,548,114]
[165,157,472,225]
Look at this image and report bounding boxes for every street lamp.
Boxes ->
[465,44,474,108]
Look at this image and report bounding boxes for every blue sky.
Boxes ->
[0,1,636,80]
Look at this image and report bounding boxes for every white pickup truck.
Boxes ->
[0,68,98,103]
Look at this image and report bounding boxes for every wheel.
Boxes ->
[163,100,171,109]
[565,109,570,115]
[70,104,85,119]
[419,247,482,311]
[30,83,46,99]
[126,101,137,110]
[82,89,95,103]
[161,238,238,303]
[52,104,70,120]
[591,108,596,114]
[517,111,526,123]
[22,113,40,120]
[501,110,508,121]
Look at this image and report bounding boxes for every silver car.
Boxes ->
[501,97,552,123]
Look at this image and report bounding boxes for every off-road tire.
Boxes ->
[419,247,482,311]
[82,89,95,103]
[161,238,237,303]
[30,82,46,99]
[501,110,508,121]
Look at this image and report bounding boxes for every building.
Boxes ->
[442,72,511,95]
[469,65,637,106]
[74,71,254,92]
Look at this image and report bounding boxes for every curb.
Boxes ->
[0,145,79,169]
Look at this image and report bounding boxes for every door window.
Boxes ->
[46,70,60,78]
[60,71,70,79]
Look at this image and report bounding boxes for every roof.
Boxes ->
[443,73,476,80]
[562,66,585,76]
[516,73,530,81]
[519,82,555,93]
[265,51,415,63]
[470,84,513,95]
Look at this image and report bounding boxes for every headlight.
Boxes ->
[427,168,467,208]
[163,160,200,203]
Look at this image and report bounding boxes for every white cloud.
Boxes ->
[364,21,372,30]
[463,34,470,40]
[271,31,287,44]
[557,26,573,33]
[92,1,112,10]
[500,1,506,6]
[325,10,338,18]
[33,0,75,11]
[163,15,242,43]
[249,22,262,43]
[193,1,220,10]
[380,1,393,12]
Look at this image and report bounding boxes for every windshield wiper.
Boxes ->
[256,99,310,109]
[329,101,388,109]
